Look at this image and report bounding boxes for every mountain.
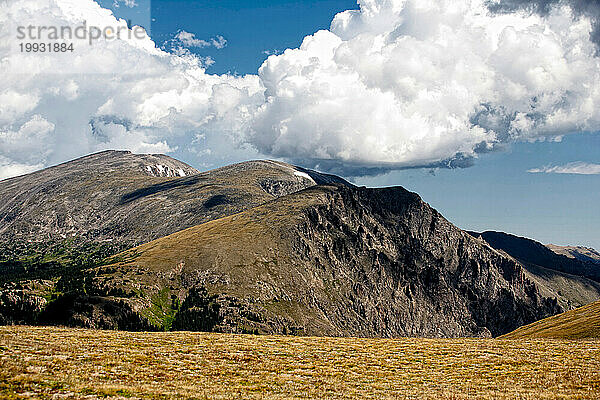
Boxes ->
[501,299,600,339]
[0,151,582,337]
[0,150,348,246]
[82,184,564,337]
[466,231,600,282]
[467,231,600,308]
[0,150,349,287]
[546,244,600,265]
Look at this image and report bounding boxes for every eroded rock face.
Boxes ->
[284,187,560,337]
[469,231,600,282]
[79,185,562,338]
[0,280,51,325]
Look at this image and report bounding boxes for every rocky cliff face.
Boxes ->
[0,152,572,337]
[466,231,600,309]
[287,187,559,337]
[468,231,600,282]
[79,185,562,337]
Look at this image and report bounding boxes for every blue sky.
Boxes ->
[150,0,358,75]
[100,0,599,249]
[354,134,600,249]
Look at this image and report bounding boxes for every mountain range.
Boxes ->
[1,150,598,337]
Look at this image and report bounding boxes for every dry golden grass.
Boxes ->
[1,326,599,399]
[501,300,600,339]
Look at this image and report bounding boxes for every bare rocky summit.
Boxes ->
[0,151,346,246]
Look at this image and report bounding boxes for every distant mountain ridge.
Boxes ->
[546,244,600,265]
[0,150,349,246]
[467,231,600,310]
[0,151,596,337]
[467,231,600,283]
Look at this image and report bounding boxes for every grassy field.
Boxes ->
[501,300,600,339]
[1,327,599,399]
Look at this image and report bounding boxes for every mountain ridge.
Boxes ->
[0,151,596,337]
[0,150,349,246]
[467,231,600,282]
[546,244,600,265]
[91,183,560,337]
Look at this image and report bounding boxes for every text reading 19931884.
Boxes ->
[19,43,74,52]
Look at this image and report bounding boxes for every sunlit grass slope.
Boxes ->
[501,299,600,339]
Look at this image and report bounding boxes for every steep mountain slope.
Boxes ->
[518,262,600,310]
[501,299,600,339]
[59,184,563,338]
[0,152,351,326]
[467,231,600,309]
[468,231,600,282]
[547,244,600,265]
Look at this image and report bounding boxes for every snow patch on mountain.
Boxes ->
[144,164,188,178]
[294,170,315,183]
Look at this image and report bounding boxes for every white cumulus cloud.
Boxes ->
[528,162,600,174]
[113,0,137,8]
[0,156,44,181]
[0,0,261,180]
[173,31,227,49]
[250,0,600,173]
[1,0,600,179]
